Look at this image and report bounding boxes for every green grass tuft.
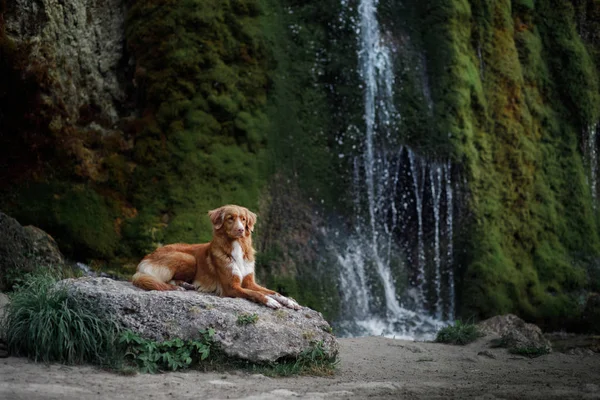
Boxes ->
[236,313,259,325]
[2,270,121,365]
[509,346,550,358]
[435,320,484,345]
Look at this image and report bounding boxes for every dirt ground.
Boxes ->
[1,336,599,400]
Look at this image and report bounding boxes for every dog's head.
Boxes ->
[208,205,257,240]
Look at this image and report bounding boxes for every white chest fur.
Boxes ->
[230,241,255,280]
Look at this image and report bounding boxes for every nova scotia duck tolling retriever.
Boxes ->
[131,205,300,310]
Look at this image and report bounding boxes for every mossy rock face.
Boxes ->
[419,0,600,327]
[6,183,120,260]
[2,0,600,330]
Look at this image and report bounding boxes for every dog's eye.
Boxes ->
[241,217,246,222]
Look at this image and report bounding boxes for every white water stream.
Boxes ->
[335,0,455,339]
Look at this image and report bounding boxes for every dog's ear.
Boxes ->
[208,207,224,230]
[245,210,257,234]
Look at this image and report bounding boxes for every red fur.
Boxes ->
[132,205,288,308]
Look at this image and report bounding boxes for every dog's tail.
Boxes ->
[132,272,177,291]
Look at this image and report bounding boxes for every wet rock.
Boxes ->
[63,277,338,363]
[478,314,551,354]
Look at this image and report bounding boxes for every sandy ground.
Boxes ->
[1,336,599,400]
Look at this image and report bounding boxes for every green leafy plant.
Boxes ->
[509,346,550,358]
[2,270,121,365]
[237,313,259,325]
[435,321,484,345]
[119,328,215,373]
[490,336,550,358]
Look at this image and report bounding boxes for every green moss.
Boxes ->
[123,0,271,254]
[421,0,600,329]
[6,183,120,259]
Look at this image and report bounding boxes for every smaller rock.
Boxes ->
[567,348,595,356]
[478,314,551,354]
[0,292,9,321]
[477,350,496,359]
[0,341,8,358]
[583,384,599,393]
[23,226,65,267]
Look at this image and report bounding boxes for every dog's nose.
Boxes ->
[237,228,244,234]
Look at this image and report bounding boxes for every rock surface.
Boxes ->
[582,293,600,333]
[478,314,552,352]
[63,277,338,363]
[0,293,9,323]
[0,293,9,357]
[0,212,65,290]
[5,0,128,125]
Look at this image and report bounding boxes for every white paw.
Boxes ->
[265,297,282,309]
[269,294,301,310]
[180,282,196,291]
[286,298,301,310]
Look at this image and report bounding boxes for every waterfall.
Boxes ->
[334,0,455,339]
[445,160,455,321]
[587,123,598,203]
[430,166,443,319]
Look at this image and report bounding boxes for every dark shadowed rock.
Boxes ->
[0,293,9,357]
[22,226,65,268]
[582,293,600,334]
[478,314,551,353]
[63,277,339,363]
[0,212,65,290]
[0,293,9,324]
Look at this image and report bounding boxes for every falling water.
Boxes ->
[445,160,455,321]
[587,123,598,203]
[430,166,443,319]
[334,0,455,339]
[409,151,426,305]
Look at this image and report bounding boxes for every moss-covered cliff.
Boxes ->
[1,0,600,329]
[420,0,600,328]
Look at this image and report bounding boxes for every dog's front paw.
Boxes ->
[269,294,301,310]
[179,282,196,291]
[265,297,282,309]
[285,298,301,310]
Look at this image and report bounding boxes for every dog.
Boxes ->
[131,205,300,310]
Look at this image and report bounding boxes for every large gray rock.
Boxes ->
[63,277,339,363]
[478,314,552,353]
